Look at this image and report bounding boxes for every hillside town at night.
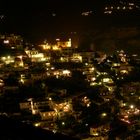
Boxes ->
[0,0,140,140]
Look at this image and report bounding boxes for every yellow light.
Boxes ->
[120,70,128,74]
[34,123,40,127]
[52,45,60,50]
[90,82,97,86]
[87,103,90,107]
[0,79,4,87]
[32,53,44,58]
[51,67,55,70]
[2,57,6,60]
[123,103,126,106]
[62,70,71,75]
[20,78,25,84]
[130,105,134,109]
[17,55,23,59]
[103,78,113,83]
[90,67,95,71]
[40,58,46,62]
[93,132,99,136]
[46,63,50,66]
[62,122,65,125]
[101,112,107,117]
[67,38,71,47]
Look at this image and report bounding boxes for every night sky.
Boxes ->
[0,0,140,43]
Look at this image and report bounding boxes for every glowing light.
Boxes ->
[32,53,44,58]
[90,128,99,136]
[104,10,112,14]
[34,123,40,127]
[117,6,120,10]
[129,7,133,10]
[123,103,126,107]
[123,6,126,10]
[42,44,51,50]
[0,79,4,87]
[20,78,25,84]
[51,67,55,70]
[89,67,95,72]
[90,82,97,86]
[101,113,107,117]
[130,105,134,109]
[103,78,113,83]
[56,38,60,41]
[1,57,6,60]
[87,103,90,107]
[3,40,9,44]
[62,70,71,75]
[71,54,82,62]
[52,13,56,17]
[120,70,128,74]
[52,45,60,50]
[81,11,92,16]
[67,38,71,47]
[129,3,134,6]
[53,129,57,133]
[62,122,65,125]
[111,6,113,9]
[91,77,96,81]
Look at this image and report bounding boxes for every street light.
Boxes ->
[130,105,134,109]
[101,112,107,117]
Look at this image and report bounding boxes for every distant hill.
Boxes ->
[78,26,140,55]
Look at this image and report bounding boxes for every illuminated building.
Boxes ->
[56,38,71,48]
[25,48,49,62]
[0,34,23,50]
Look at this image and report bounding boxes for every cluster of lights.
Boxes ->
[82,96,91,107]
[40,38,72,51]
[119,103,140,124]
[53,69,71,78]
[104,2,139,15]
[71,54,82,63]
[26,49,48,62]
[0,79,4,87]
[53,102,72,113]
[1,56,14,65]
[105,6,134,11]
[90,123,110,136]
